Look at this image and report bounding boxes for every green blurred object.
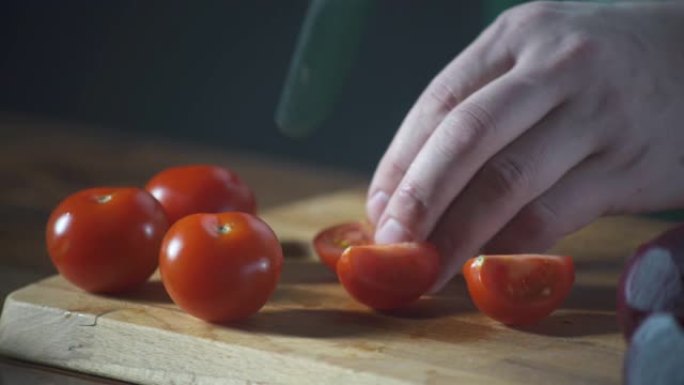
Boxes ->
[646,210,684,222]
[482,0,526,24]
[275,0,375,138]
[483,0,621,25]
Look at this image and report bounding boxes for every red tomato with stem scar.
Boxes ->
[159,212,283,322]
[46,187,169,294]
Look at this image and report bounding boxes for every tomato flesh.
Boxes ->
[159,212,283,322]
[337,242,440,310]
[313,221,372,271]
[46,187,169,294]
[146,164,256,225]
[463,254,575,325]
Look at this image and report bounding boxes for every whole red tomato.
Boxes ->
[462,254,575,326]
[337,242,440,310]
[159,212,283,322]
[145,165,256,225]
[46,187,169,294]
[313,221,372,272]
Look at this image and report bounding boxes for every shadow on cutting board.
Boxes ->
[512,282,620,338]
[280,240,312,260]
[110,255,621,339]
[513,311,619,338]
[378,296,475,320]
[279,260,339,285]
[382,276,476,320]
[228,308,390,339]
[564,283,617,312]
[227,306,494,343]
[117,279,173,305]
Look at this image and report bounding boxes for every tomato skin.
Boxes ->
[463,254,575,326]
[159,212,283,322]
[337,242,440,310]
[45,187,169,294]
[313,221,372,271]
[145,165,256,225]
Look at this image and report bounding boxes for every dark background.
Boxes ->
[1,1,487,174]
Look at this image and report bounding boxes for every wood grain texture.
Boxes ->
[0,113,364,384]
[0,189,678,385]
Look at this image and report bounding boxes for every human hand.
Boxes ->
[366,1,684,291]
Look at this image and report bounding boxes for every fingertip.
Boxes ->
[427,246,471,294]
[428,263,461,294]
[427,276,449,294]
[366,190,389,226]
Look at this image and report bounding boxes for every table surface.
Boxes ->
[0,114,365,384]
[1,114,679,384]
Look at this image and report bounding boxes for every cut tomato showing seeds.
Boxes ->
[337,242,440,310]
[313,221,373,272]
[463,254,575,326]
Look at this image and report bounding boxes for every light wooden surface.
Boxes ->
[0,189,677,385]
[0,113,365,384]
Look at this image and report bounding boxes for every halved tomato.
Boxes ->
[463,254,575,325]
[313,221,372,271]
[337,242,440,310]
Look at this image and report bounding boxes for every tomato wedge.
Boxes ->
[313,221,372,271]
[337,242,441,310]
[463,254,575,326]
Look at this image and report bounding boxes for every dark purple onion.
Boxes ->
[623,313,684,385]
[617,224,684,341]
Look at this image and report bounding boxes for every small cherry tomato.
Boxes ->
[145,164,256,225]
[313,221,372,271]
[159,212,283,322]
[463,254,575,326]
[337,242,440,310]
[46,187,169,294]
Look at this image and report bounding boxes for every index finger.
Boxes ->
[374,65,568,245]
[366,21,515,224]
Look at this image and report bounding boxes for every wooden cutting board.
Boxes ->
[0,189,676,385]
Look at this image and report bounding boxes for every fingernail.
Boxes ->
[374,217,411,244]
[428,275,449,294]
[366,191,389,225]
[427,252,469,294]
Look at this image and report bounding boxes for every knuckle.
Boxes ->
[442,103,496,153]
[546,32,597,74]
[513,32,598,89]
[394,180,431,224]
[423,79,463,115]
[518,1,558,22]
[384,157,410,183]
[498,1,558,31]
[516,199,560,240]
[512,69,550,94]
[478,156,529,200]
